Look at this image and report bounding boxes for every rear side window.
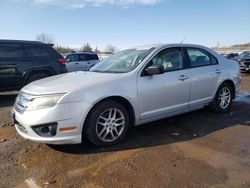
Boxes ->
[89,54,99,60]
[187,48,218,68]
[78,54,88,61]
[78,54,99,61]
[23,45,50,57]
[0,44,22,58]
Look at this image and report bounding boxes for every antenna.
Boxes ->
[180,37,187,44]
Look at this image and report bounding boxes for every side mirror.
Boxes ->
[145,64,164,75]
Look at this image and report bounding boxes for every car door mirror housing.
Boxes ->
[145,64,164,75]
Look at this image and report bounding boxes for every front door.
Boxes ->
[137,47,190,120]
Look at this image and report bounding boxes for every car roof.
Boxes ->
[132,43,211,51]
[0,39,52,46]
[69,52,97,55]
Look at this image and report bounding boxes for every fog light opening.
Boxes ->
[41,127,50,134]
[32,123,58,137]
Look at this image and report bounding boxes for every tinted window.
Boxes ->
[151,48,184,72]
[78,54,88,61]
[23,45,50,57]
[89,54,99,60]
[187,48,217,67]
[66,54,78,62]
[78,54,99,61]
[0,44,22,58]
[240,51,250,58]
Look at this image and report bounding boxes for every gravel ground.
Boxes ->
[0,73,250,188]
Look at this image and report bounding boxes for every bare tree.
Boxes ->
[55,45,75,53]
[82,43,92,52]
[95,46,101,53]
[36,33,54,44]
[105,44,117,53]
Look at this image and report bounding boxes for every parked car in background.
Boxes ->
[13,44,240,146]
[220,53,228,58]
[0,40,67,92]
[65,52,99,72]
[61,52,70,58]
[237,51,250,72]
[226,53,239,60]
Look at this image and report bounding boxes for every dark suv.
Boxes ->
[237,51,250,72]
[0,40,67,92]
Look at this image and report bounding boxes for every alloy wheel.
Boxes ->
[218,87,231,109]
[96,108,125,142]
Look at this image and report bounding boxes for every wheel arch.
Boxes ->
[216,79,236,99]
[24,69,55,84]
[83,96,136,129]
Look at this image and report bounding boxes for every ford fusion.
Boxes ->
[12,44,241,146]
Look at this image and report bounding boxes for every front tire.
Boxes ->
[84,100,129,146]
[211,82,233,112]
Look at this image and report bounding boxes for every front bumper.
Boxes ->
[12,101,92,145]
[239,62,250,72]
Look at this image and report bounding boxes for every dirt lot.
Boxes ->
[0,74,250,188]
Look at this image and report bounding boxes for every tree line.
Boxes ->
[36,33,118,53]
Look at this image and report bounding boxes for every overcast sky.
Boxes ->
[1,0,250,50]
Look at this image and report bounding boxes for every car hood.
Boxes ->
[22,71,120,95]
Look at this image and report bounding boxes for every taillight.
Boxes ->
[57,58,67,64]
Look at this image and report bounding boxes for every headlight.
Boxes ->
[26,95,63,111]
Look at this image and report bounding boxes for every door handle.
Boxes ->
[178,75,189,81]
[215,69,221,74]
[75,63,79,65]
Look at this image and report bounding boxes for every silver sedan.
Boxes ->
[13,44,241,146]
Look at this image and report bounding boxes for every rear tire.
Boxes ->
[26,73,49,84]
[211,82,233,112]
[84,100,129,147]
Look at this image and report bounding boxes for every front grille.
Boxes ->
[244,60,250,65]
[14,92,35,114]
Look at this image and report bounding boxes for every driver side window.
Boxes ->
[151,48,184,72]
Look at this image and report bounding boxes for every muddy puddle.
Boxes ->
[68,149,140,177]
[15,178,43,188]
[175,140,250,187]
[236,91,250,104]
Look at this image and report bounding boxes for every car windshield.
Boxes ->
[90,48,154,73]
[240,51,250,58]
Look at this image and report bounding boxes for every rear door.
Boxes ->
[0,43,23,90]
[86,54,99,69]
[78,54,91,70]
[22,44,52,72]
[184,47,220,109]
